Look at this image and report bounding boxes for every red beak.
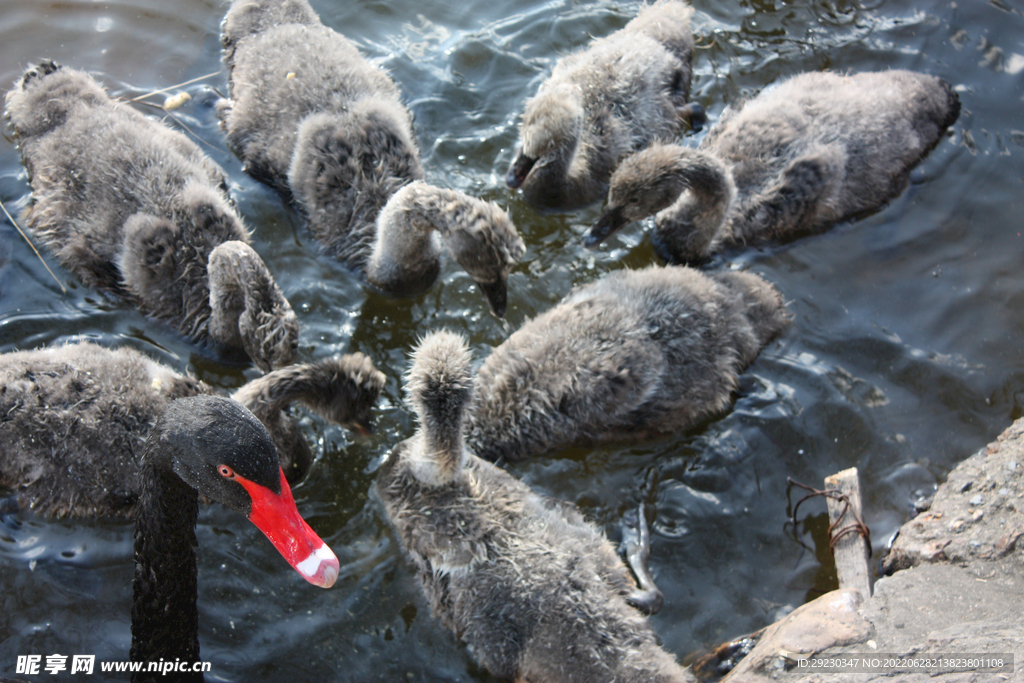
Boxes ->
[235,469,340,588]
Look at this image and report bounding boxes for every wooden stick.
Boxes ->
[127,70,222,102]
[824,467,871,598]
[0,198,66,294]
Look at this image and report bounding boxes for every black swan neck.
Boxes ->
[130,461,203,682]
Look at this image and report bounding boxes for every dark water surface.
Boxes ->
[1,0,1023,680]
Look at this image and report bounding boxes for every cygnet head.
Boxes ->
[438,196,525,319]
[313,352,387,437]
[229,353,386,484]
[586,144,692,247]
[370,183,525,318]
[587,144,733,264]
[506,83,583,192]
[206,241,300,372]
[396,330,475,487]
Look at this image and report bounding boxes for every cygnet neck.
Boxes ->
[651,148,735,264]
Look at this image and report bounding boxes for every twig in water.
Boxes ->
[0,197,66,294]
[128,69,223,103]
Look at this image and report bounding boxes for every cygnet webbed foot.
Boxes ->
[19,59,60,87]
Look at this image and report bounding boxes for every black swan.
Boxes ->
[588,69,962,264]
[464,265,789,462]
[375,330,688,683]
[0,342,384,517]
[217,0,525,317]
[3,61,298,372]
[128,395,338,682]
[505,0,704,212]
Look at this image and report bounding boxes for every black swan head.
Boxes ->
[141,394,339,586]
[130,395,338,680]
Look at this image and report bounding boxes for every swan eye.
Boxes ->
[218,465,236,479]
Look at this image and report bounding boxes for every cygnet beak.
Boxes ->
[585,205,627,248]
[476,278,509,318]
[505,153,536,189]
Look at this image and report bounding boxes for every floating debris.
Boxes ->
[163,92,191,110]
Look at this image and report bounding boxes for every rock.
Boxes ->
[882,420,1024,571]
[721,588,873,681]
